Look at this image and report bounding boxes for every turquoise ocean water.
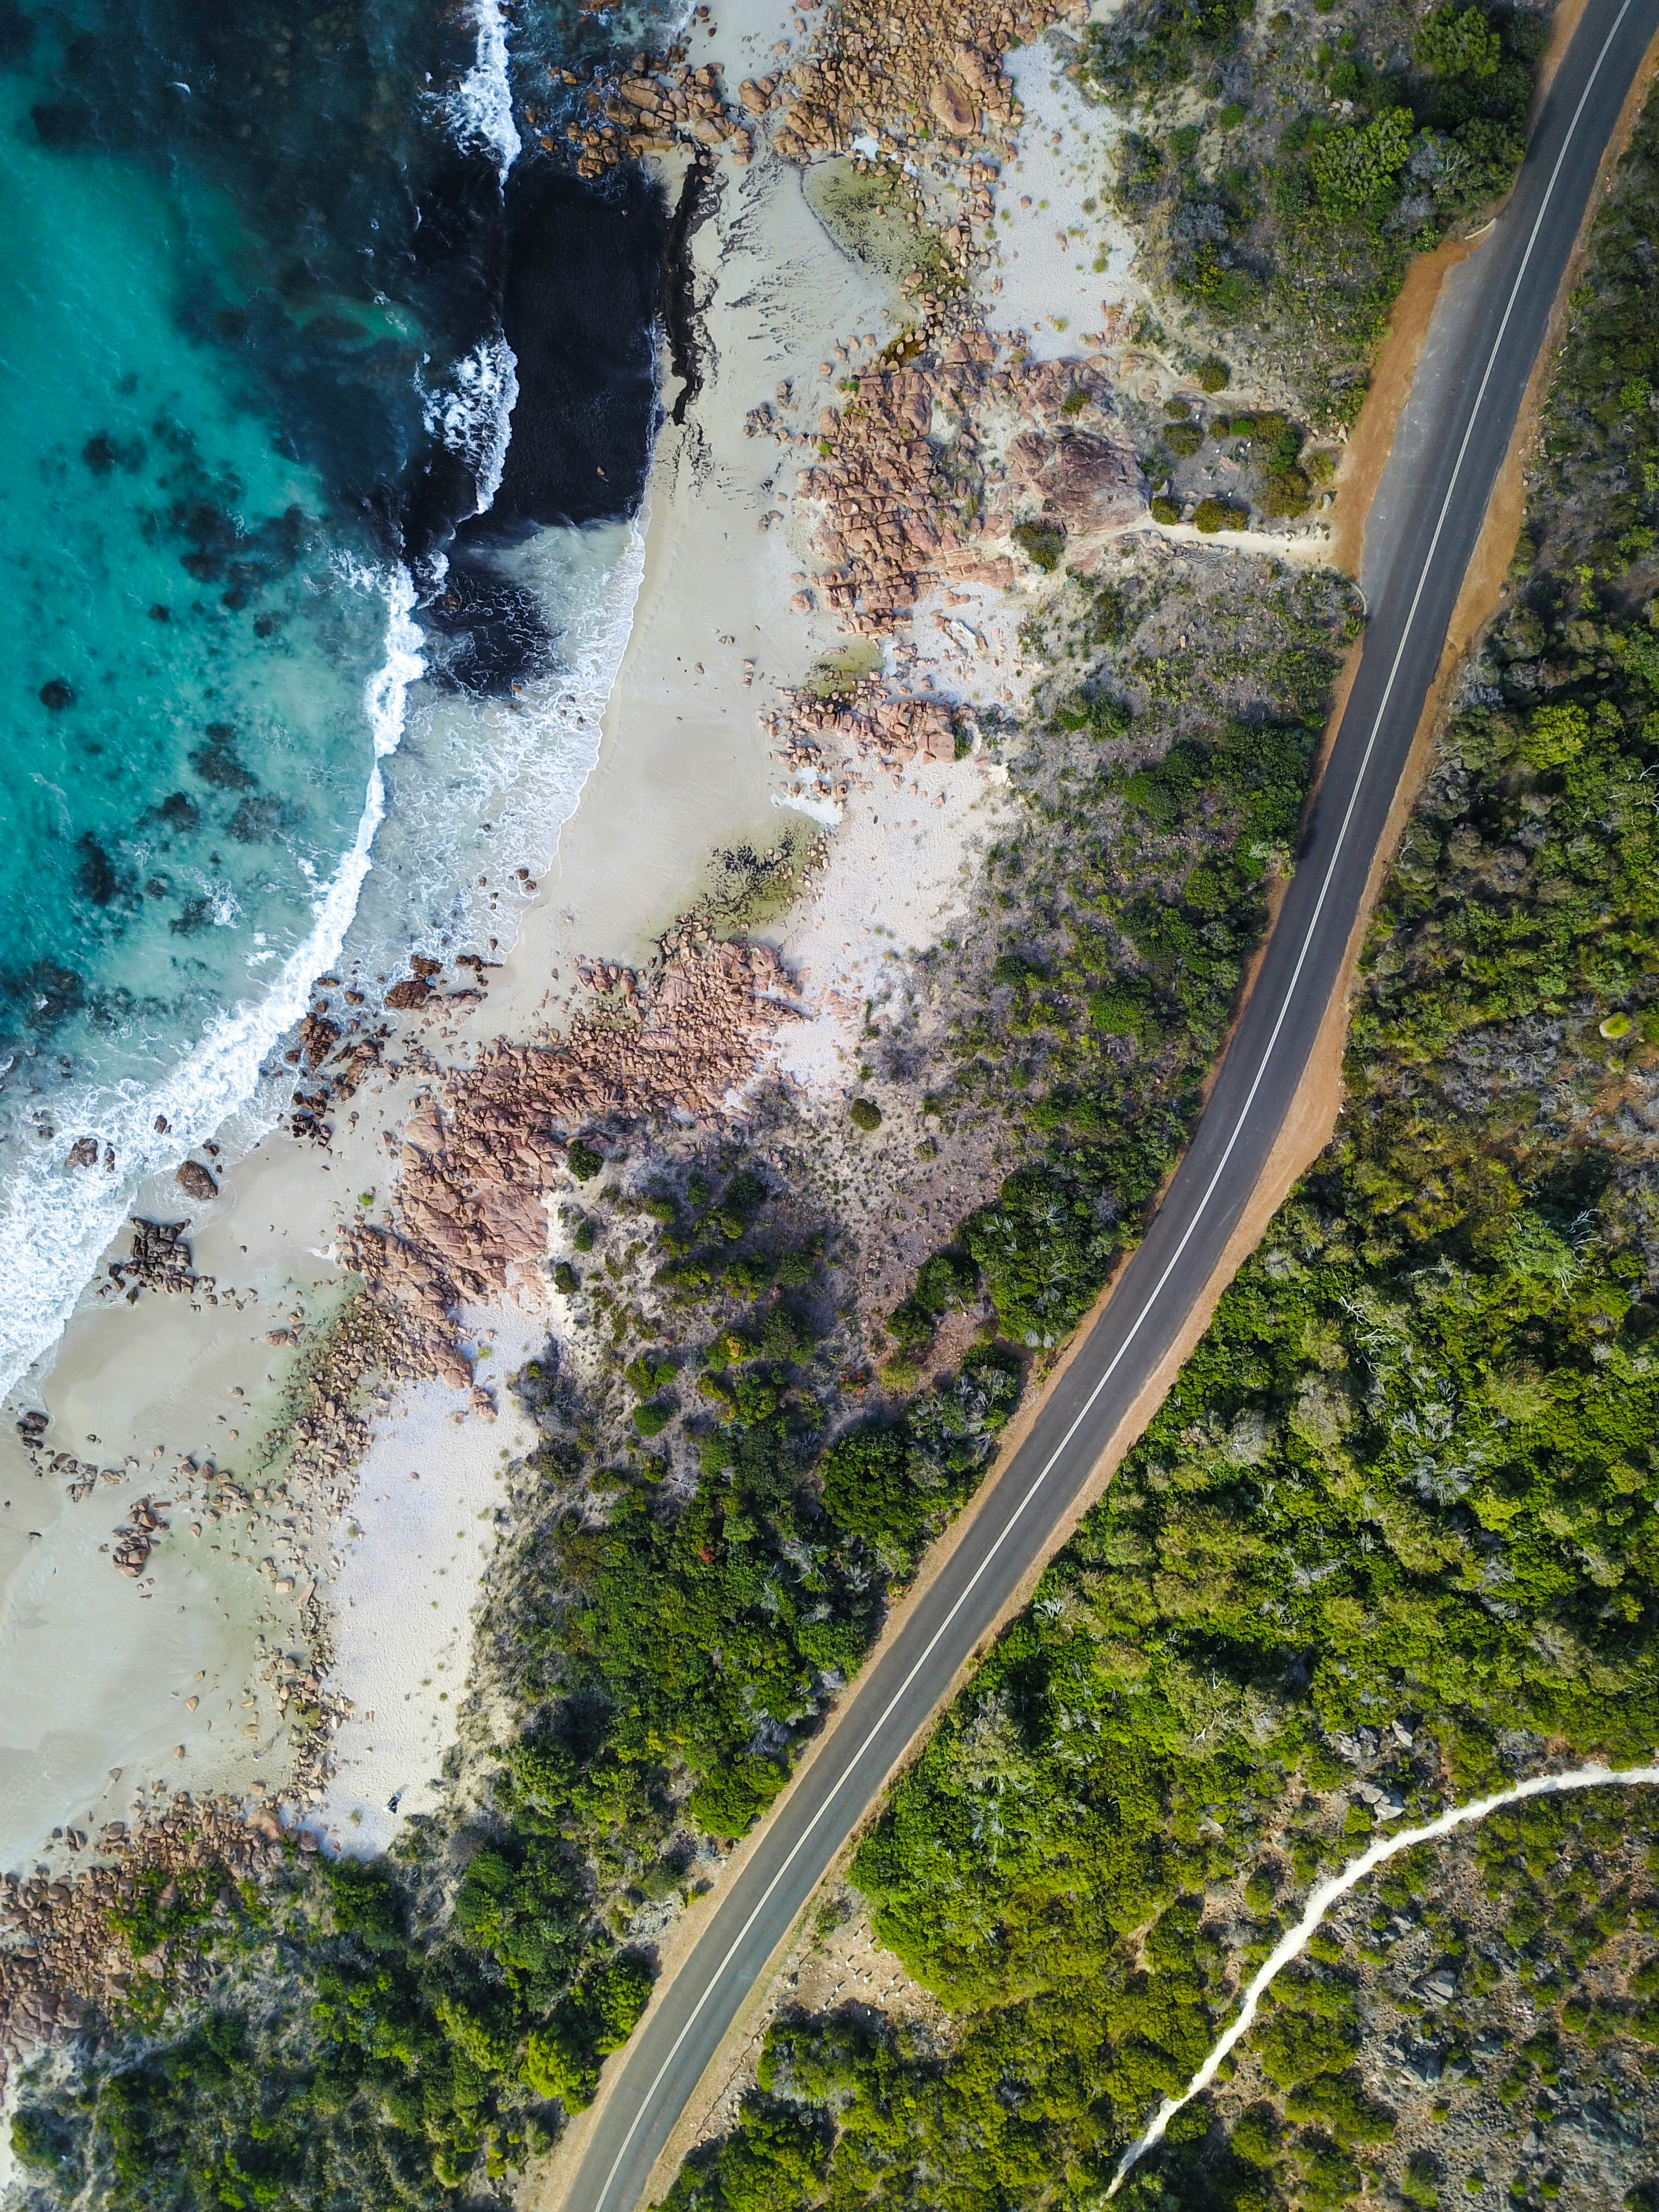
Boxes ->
[0,0,669,1391]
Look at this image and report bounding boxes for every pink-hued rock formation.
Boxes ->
[338,935,799,1402]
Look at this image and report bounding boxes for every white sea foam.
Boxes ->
[448,0,521,182]
[0,572,425,1404]
[422,332,520,518]
[347,513,646,980]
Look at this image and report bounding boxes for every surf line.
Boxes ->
[1106,1760,1659,2197]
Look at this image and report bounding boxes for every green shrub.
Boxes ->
[1151,494,1181,524]
[625,1352,678,1396]
[633,1400,675,1438]
[1013,520,1067,571]
[1164,421,1204,458]
[1231,2103,1282,2166]
[11,2110,74,2174]
[568,1138,604,1181]
[820,1423,922,1546]
[1307,108,1414,222]
[1196,355,1230,390]
[1089,985,1150,1037]
[1192,496,1240,533]
[1261,465,1313,517]
[524,2023,598,2111]
[1415,5,1501,79]
[688,1754,789,1838]
[849,1098,883,1131]
[889,1250,980,1348]
[553,1261,580,1295]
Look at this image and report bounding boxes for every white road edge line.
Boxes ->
[586,12,1635,2206]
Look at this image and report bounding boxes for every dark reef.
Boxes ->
[474,163,670,536]
[420,560,560,697]
[661,152,718,427]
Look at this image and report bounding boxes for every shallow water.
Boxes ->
[0,0,676,1394]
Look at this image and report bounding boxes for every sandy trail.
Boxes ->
[1108,1763,1659,2195]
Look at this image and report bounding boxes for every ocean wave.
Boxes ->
[448,0,522,184]
[421,333,521,520]
[342,515,646,997]
[0,572,425,1405]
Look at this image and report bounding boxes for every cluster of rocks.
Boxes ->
[768,676,957,777]
[282,993,388,1145]
[364,936,798,1332]
[107,1216,203,1301]
[562,47,761,176]
[769,0,1083,165]
[34,1455,123,1506]
[14,1412,222,1522]
[296,1005,341,1068]
[12,1419,129,1507]
[109,1495,168,1580]
[772,343,1137,631]
[269,1288,411,1496]
[1004,425,1144,536]
[0,1797,288,2087]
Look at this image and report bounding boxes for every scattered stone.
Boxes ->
[299,1009,341,1069]
[0,1796,299,2089]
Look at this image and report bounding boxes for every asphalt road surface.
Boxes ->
[562,7,1659,2207]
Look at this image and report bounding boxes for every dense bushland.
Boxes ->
[1091,0,1548,423]
[3,441,1365,2212]
[649,90,1659,2212]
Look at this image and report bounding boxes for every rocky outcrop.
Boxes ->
[176,1159,218,1202]
[769,0,1087,164]
[564,50,757,175]
[0,1798,291,2088]
[1004,429,1144,535]
[769,679,957,770]
[766,343,1135,631]
[382,934,797,1306]
[111,1495,166,1579]
[297,1009,340,1071]
[108,1217,202,1300]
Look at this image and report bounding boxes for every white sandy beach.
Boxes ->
[0,0,1224,1877]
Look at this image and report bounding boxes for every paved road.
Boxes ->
[562,8,1659,2208]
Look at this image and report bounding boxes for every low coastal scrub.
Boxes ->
[14,55,1650,2212]
[881,549,1357,1351]
[1091,0,1549,424]
[646,96,1659,2212]
[2,500,1359,2212]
